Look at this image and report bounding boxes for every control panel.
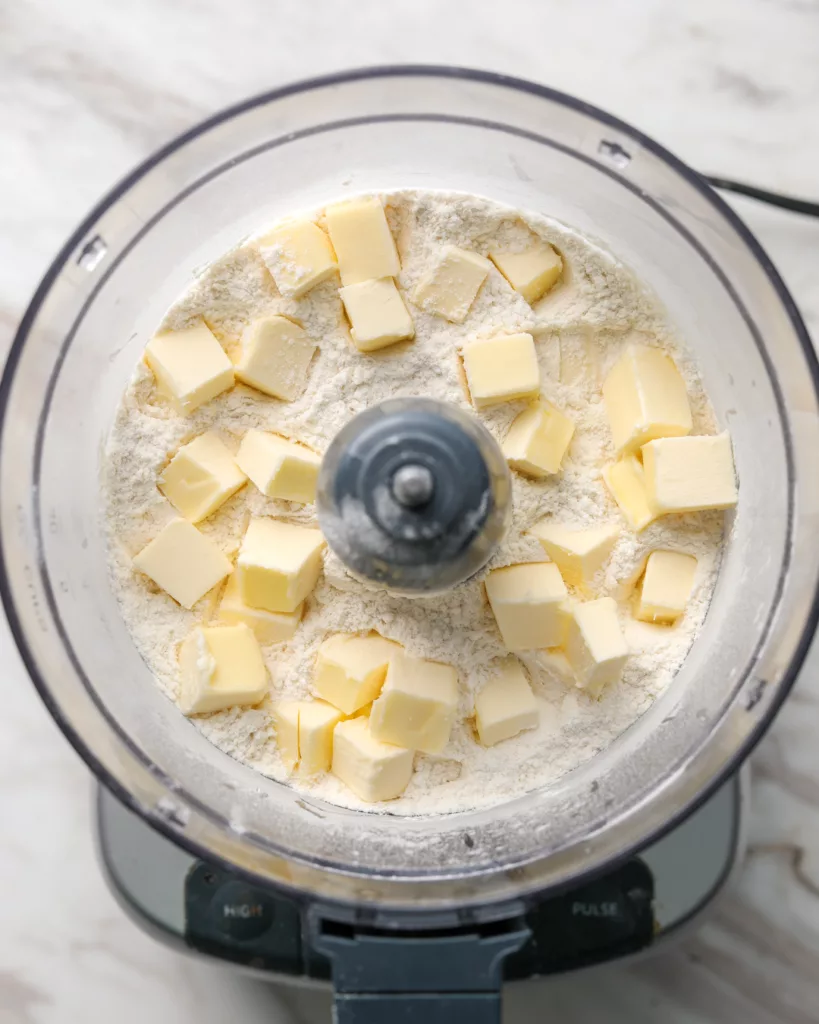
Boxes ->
[97,774,742,983]
[183,857,654,979]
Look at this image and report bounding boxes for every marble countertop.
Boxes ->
[2,1,819,1021]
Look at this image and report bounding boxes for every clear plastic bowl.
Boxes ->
[2,66,818,911]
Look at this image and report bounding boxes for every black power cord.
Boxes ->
[705,176,819,219]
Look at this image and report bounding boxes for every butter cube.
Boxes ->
[414,246,491,322]
[603,455,658,531]
[325,196,400,285]
[339,278,415,352]
[637,550,698,624]
[502,400,574,477]
[178,624,267,715]
[145,323,234,414]
[235,316,317,401]
[272,701,301,770]
[236,430,321,504]
[603,346,692,454]
[237,518,325,613]
[257,219,337,298]
[485,562,569,650]
[133,518,231,609]
[565,598,629,696]
[332,717,414,802]
[315,634,401,714]
[299,701,345,774]
[642,433,738,514]
[474,660,539,747]
[531,522,619,592]
[490,242,562,303]
[218,573,302,644]
[159,432,246,523]
[462,333,540,408]
[369,651,459,755]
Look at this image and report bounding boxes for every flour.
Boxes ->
[102,189,724,816]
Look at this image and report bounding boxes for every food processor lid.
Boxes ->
[2,66,819,912]
[317,397,511,593]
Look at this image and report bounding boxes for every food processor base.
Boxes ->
[96,767,746,985]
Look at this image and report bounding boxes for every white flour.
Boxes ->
[103,189,724,816]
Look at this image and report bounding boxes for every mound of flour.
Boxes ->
[103,189,723,815]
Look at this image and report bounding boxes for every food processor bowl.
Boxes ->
[2,67,818,911]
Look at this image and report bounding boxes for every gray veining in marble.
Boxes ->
[2,0,819,1020]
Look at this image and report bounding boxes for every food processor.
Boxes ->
[2,67,818,1022]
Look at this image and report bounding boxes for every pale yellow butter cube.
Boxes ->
[235,316,317,401]
[237,518,325,613]
[339,278,415,352]
[272,701,301,770]
[257,219,337,298]
[236,430,321,504]
[566,598,629,696]
[325,196,400,285]
[637,550,698,624]
[133,518,231,609]
[414,246,491,322]
[474,659,539,747]
[298,700,345,774]
[218,573,302,644]
[490,242,563,303]
[485,562,569,650]
[502,400,574,477]
[178,624,267,715]
[315,634,401,714]
[603,455,658,531]
[462,334,540,408]
[642,433,738,515]
[531,521,619,592]
[603,346,692,454]
[331,717,414,802]
[159,432,246,523]
[145,323,234,414]
[369,651,458,755]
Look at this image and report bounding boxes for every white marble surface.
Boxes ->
[2,1,819,1021]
